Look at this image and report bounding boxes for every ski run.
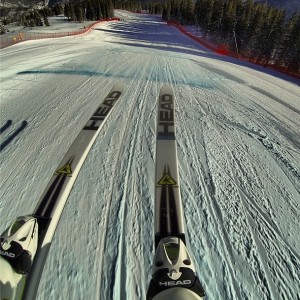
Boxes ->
[1,10,300,300]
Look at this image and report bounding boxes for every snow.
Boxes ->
[1,10,300,300]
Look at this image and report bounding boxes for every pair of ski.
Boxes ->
[0,84,205,300]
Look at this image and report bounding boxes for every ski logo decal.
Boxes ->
[55,163,72,176]
[158,174,176,185]
[0,250,16,258]
[157,92,175,139]
[159,279,192,287]
[83,91,122,131]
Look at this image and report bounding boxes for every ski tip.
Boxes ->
[111,82,125,93]
[160,85,174,96]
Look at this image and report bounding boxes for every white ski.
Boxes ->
[0,82,125,300]
[147,85,205,300]
[155,85,185,245]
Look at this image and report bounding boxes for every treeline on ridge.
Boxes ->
[1,0,115,32]
[1,0,299,72]
[51,0,114,21]
[123,0,300,72]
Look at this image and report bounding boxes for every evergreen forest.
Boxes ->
[121,0,300,72]
[1,0,299,72]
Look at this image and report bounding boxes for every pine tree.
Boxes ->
[53,3,64,16]
[277,12,300,72]
[108,0,114,18]
[64,3,71,20]
[182,0,194,25]
[154,2,163,14]
[210,0,224,36]
[251,5,285,63]
[69,3,77,21]
[262,8,285,65]
[44,16,50,26]
[74,3,85,22]
[100,0,108,19]
[246,2,266,59]
[195,0,214,33]
[0,23,6,35]
[169,0,181,23]
[221,0,237,43]
[234,0,254,55]
[162,4,171,21]
[95,0,103,20]
[86,0,95,20]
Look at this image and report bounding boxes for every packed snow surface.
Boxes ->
[1,10,300,300]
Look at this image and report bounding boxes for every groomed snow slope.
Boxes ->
[1,10,300,300]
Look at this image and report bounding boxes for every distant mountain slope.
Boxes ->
[0,1,47,21]
[261,0,300,17]
[0,0,47,8]
[267,0,300,11]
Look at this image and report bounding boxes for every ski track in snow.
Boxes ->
[1,10,300,300]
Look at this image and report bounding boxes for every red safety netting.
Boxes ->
[167,20,300,79]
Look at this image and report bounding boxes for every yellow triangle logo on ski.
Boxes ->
[158,174,176,185]
[55,163,72,176]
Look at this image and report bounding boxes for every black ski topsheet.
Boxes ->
[155,85,185,248]
[0,82,125,300]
